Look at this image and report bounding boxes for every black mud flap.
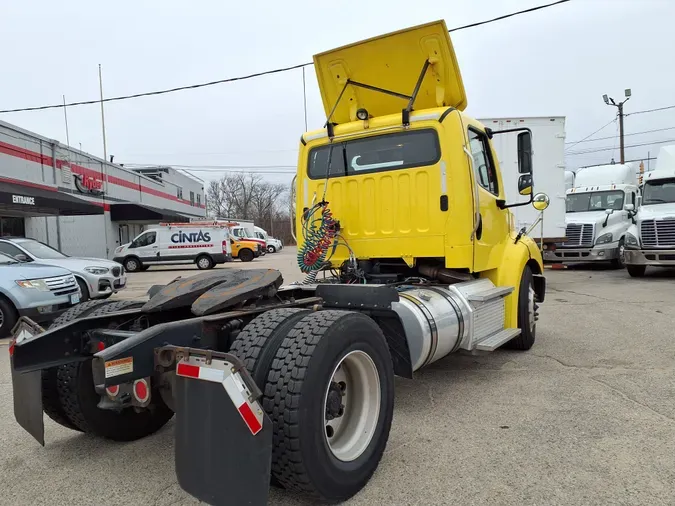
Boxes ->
[173,350,273,506]
[11,365,44,446]
[10,317,47,445]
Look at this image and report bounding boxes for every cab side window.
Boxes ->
[468,129,499,196]
[130,232,156,248]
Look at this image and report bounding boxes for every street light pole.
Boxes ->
[603,89,631,164]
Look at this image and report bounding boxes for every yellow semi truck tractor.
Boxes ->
[9,21,549,506]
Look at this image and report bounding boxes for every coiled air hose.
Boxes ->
[297,201,338,275]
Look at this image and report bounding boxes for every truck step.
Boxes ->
[466,286,514,303]
[474,328,521,351]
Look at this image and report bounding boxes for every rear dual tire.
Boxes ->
[42,300,173,440]
[231,310,394,503]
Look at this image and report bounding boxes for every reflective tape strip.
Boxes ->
[223,374,263,436]
[175,358,264,436]
[176,361,225,383]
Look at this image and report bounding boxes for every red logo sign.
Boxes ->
[74,174,105,196]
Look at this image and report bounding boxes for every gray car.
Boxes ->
[0,252,80,337]
[0,238,127,302]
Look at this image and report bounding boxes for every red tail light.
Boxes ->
[8,338,15,357]
[222,240,227,253]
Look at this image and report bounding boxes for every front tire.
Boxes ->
[0,297,18,339]
[264,311,395,503]
[239,248,254,262]
[610,238,626,269]
[267,245,276,254]
[123,257,142,272]
[505,265,537,350]
[76,278,90,302]
[627,264,646,277]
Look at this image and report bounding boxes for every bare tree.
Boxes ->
[206,173,294,243]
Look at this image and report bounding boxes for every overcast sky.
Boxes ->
[2,0,674,187]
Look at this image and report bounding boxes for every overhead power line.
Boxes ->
[564,117,616,151]
[0,1,571,115]
[626,104,675,116]
[566,137,675,156]
[565,125,675,144]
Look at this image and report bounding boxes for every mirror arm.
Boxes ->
[499,193,534,209]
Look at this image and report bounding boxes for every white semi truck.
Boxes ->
[480,116,567,249]
[544,162,639,267]
[624,146,675,276]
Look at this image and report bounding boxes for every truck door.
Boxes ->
[128,230,159,263]
[467,128,510,271]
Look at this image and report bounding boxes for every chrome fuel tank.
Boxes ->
[392,286,470,372]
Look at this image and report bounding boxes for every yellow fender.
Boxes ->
[482,235,543,329]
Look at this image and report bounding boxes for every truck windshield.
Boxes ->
[307,129,440,179]
[643,178,675,204]
[566,190,625,213]
[233,228,252,239]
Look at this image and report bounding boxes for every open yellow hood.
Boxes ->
[312,20,467,125]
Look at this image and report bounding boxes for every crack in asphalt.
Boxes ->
[530,353,644,371]
[591,376,675,424]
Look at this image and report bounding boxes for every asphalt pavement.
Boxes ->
[1,250,674,506]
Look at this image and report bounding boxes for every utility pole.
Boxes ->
[603,89,631,164]
[98,64,108,162]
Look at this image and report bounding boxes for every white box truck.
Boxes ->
[545,162,639,267]
[480,116,567,248]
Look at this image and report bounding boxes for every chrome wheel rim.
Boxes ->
[0,308,4,328]
[323,350,381,462]
[619,244,625,266]
[198,257,210,268]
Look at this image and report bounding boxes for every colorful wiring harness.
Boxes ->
[297,201,339,274]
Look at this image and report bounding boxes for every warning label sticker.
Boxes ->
[105,357,133,378]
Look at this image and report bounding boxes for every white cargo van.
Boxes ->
[544,163,639,267]
[480,116,567,249]
[113,222,233,272]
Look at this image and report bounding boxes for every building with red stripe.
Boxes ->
[0,119,206,258]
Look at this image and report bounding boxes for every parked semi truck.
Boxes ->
[544,162,639,267]
[9,21,549,505]
[624,146,675,276]
[480,116,567,250]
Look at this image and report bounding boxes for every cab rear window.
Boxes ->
[307,129,441,179]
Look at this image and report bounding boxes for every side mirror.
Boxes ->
[518,174,532,195]
[532,193,550,211]
[605,208,613,215]
[517,131,533,174]
[15,254,30,262]
[624,203,635,212]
